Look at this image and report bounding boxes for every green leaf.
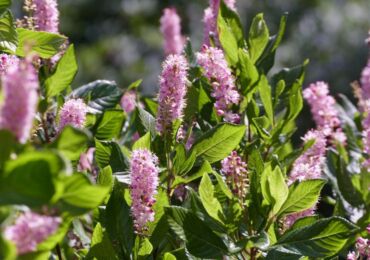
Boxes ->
[0,10,17,53]
[173,144,196,176]
[95,140,129,172]
[261,165,288,214]
[199,173,224,224]
[163,252,176,260]
[271,217,358,258]
[184,80,211,120]
[71,80,123,113]
[278,180,326,216]
[57,173,110,216]
[0,0,11,15]
[45,44,78,97]
[132,132,151,150]
[0,130,15,168]
[95,109,125,140]
[172,160,213,188]
[0,235,16,260]
[190,123,246,163]
[86,222,117,259]
[138,238,153,257]
[248,13,269,63]
[138,107,157,137]
[258,75,274,124]
[148,188,169,234]
[48,126,89,161]
[165,206,228,258]
[105,182,134,258]
[217,0,244,65]
[238,49,259,97]
[0,151,65,207]
[15,28,66,58]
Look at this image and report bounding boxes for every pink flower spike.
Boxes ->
[0,54,19,75]
[0,59,39,143]
[130,149,159,234]
[58,99,88,131]
[120,91,136,114]
[156,54,189,134]
[4,212,61,255]
[203,0,237,46]
[78,148,95,172]
[196,45,240,122]
[221,151,248,199]
[160,8,185,55]
[303,81,346,143]
[361,60,370,101]
[33,0,59,33]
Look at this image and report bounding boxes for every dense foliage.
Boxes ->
[0,0,369,259]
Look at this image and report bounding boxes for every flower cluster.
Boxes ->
[196,45,240,123]
[360,60,370,101]
[58,99,88,131]
[33,0,59,33]
[130,149,159,234]
[283,130,326,229]
[221,151,248,200]
[288,130,327,185]
[347,226,370,260]
[160,8,185,56]
[303,82,346,143]
[120,91,136,114]
[78,148,95,172]
[362,101,370,170]
[156,54,189,134]
[4,212,61,255]
[203,0,236,46]
[0,59,39,144]
[0,54,19,75]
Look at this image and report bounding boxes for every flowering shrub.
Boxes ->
[0,0,369,259]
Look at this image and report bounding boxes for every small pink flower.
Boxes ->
[196,45,240,123]
[303,82,346,144]
[120,91,136,114]
[203,0,237,46]
[156,54,189,134]
[130,149,159,234]
[160,8,185,55]
[361,60,370,101]
[0,59,39,143]
[33,0,59,33]
[221,151,248,199]
[58,99,88,131]
[346,251,357,260]
[0,54,19,75]
[4,212,61,255]
[78,148,95,172]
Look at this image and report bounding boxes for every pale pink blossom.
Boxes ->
[203,0,237,46]
[33,0,59,33]
[196,45,240,123]
[130,149,159,234]
[58,99,88,131]
[160,8,185,55]
[0,59,38,143]
[0,54,19,75]
[221,151,248,200]
[156,54,189,134]
[78,148,95,172]
[303,81,346,143]
[120,91,136,114]
[4,212,61,255]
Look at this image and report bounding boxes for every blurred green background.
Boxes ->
[53,0,370,95]
[14,0,370,133]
